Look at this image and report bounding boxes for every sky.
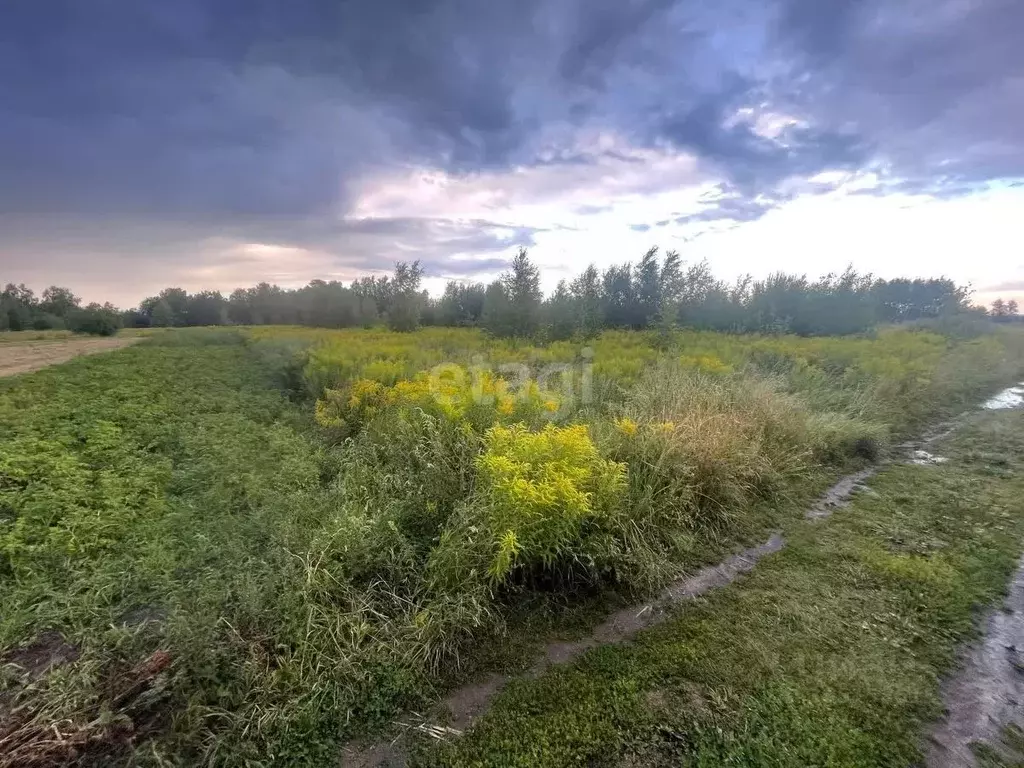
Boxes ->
[0,0,1022,309]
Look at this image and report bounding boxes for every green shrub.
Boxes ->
[67,303,122,336]
[430,423,626,591]
[31,312,66,331]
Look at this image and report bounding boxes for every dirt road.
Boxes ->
[0,337,139,378]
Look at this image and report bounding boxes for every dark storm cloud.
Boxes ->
[773,0,1024,185]
[1,0,1021,283]
[657,88,868,191]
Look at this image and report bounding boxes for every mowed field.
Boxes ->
[2,325,1024,766]
[0,333,140,378]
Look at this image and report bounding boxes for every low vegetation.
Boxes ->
[1,322,1023,765]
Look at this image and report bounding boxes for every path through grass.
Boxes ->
[416,408,1024,766]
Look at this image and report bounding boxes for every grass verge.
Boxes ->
[418,407,1024,767]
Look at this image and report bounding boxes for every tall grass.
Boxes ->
[1,325,1023,765]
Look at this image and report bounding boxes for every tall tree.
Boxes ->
[187,291,227,326]
[480,280,513,337]
[158,287,190,326]
[387,261,425,332]
[40,286,81,319]
[150,299,176,328]
[0,284,37,331]
[601,263,634,328]
[633,247,662,328]
[438,281,486,327]
[569,264,603,339]
[543,280,577,341]
[498,248,542,337]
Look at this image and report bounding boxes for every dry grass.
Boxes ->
[0,337,139,378]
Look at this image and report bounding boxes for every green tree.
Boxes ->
[438,281,486,327]
[633,247,662,328]
[387,261,425,332]
[499,248,542,337]
[40,286,81,319]
[163,288,190,325]
[569,264,603,339]
[0,284,37,331]
[543,280,577,341]
[601,263,634,328]
[150,299,176,328]
[480,280,514,337]
[227,288,253,325]
[187,291,227,326]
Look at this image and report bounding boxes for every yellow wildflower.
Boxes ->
[615,417,638,436]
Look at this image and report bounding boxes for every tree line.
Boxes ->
[2,247,993,338]
[0,285,121,335]
[989,297,1022,322]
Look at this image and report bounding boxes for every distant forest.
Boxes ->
[2,248,1020,338]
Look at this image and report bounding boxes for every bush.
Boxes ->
[67,303,122,336]
[602,363,887,571]
[31,312,66,331]
[430,423,626,591]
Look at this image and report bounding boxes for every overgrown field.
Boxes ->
[1,325,1023,765]
[421,403,1024,767]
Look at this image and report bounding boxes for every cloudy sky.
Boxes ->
[1,0,1022,308]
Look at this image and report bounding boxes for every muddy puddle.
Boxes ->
[927,553,1024,768]
[806,467,878,519]
[923,379,1024,766]
[342,382,1024,767]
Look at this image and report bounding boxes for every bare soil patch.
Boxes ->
[0,337,139,378]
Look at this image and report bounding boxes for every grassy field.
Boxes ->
[1,325,1024,766]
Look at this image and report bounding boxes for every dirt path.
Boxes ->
[927,554,1024,768]
[0,337,139,378]
[925,381,1024,768]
